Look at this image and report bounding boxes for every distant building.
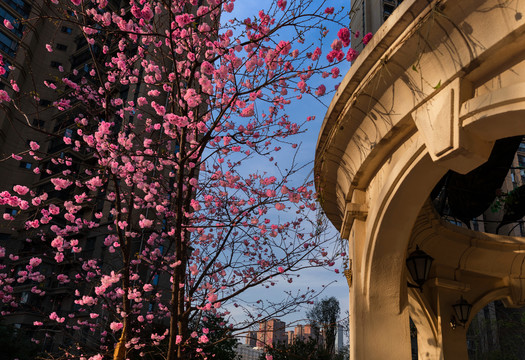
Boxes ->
[244,331,258,347]
[350,0,404,51]
[334,324,345,352]
[286,330,294,345]
[294,324,319,343]
[236,343,263,360]
[256,319,286,348]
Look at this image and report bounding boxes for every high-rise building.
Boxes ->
[350,0,404,50]
[256,319,286,348]
[244,330,258,347]
[0,0,161,354]
[334,324,345,353]
[293,323,319,343]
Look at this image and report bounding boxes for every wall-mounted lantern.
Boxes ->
[451,296,472,328]
[406,246,434,292]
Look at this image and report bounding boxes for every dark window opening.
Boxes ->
[19,161,31,169]
[0,31,19,57]
[3,0,31,18]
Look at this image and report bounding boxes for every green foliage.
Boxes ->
[467,301,525,360]
[130,314,240,360]
[188,313,240,360]
[306,297,340,354]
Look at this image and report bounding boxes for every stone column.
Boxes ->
[436,286,469,360]
[349,218,413,360]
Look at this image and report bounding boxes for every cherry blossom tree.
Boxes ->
[0,0,368,359]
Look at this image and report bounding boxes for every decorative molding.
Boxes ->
[428,277,470,292]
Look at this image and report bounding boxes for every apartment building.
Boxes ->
[256,319,287,348]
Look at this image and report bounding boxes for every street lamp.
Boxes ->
[406,246,434,291]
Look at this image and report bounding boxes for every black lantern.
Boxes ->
[452,296,472,326]
[406,246,434,291]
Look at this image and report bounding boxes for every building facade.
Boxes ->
[316,0,525,359]
[256,319,287,348]
[0,0,169,354]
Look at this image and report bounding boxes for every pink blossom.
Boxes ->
[0,90,11,103]
[29,141,40,151]
[55,252,64,262]
[315,84,326,96]
[324,7,334,14]
[276,41,291,55]
[337,28,351,47]
[51,178,73,190]
[190,199,201,211]
[240,103,255,117]
[199,335,209,343]
[13,185,29,195]
[363,32,373,45]
[3,20,14,30]
[110,322,123,331]
[346,48,359,62]
[29,257,42,267]
[175,13,194,28]
[275,203,285,211]
[46,44,53,52]
[50,312,65,323]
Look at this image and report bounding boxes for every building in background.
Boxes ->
[256,319,286,348]
[350,0,404,50]
[236,343,263,360]
[0,0,165,354]
[244,330,258,347]
[334,324,345,353]
[293,323,319,343]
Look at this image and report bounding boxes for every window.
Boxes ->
[32,118,45,127]
[19,161,31,169]
[61,26,72,34]
[0,6,24,37]
[39,99,51,106]
[4,0,31,18]
[4,207,17,216]
[383,0,400,22]
[0,31,18,57]
[50,61,62,68]
[55,43,67,51]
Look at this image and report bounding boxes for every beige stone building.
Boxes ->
[316,0,525,358]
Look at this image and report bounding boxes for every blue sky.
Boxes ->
[221,0,353,332]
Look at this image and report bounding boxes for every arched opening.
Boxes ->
[467,300,525,359]
[410,317,418,360]
[430,135,525,237]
